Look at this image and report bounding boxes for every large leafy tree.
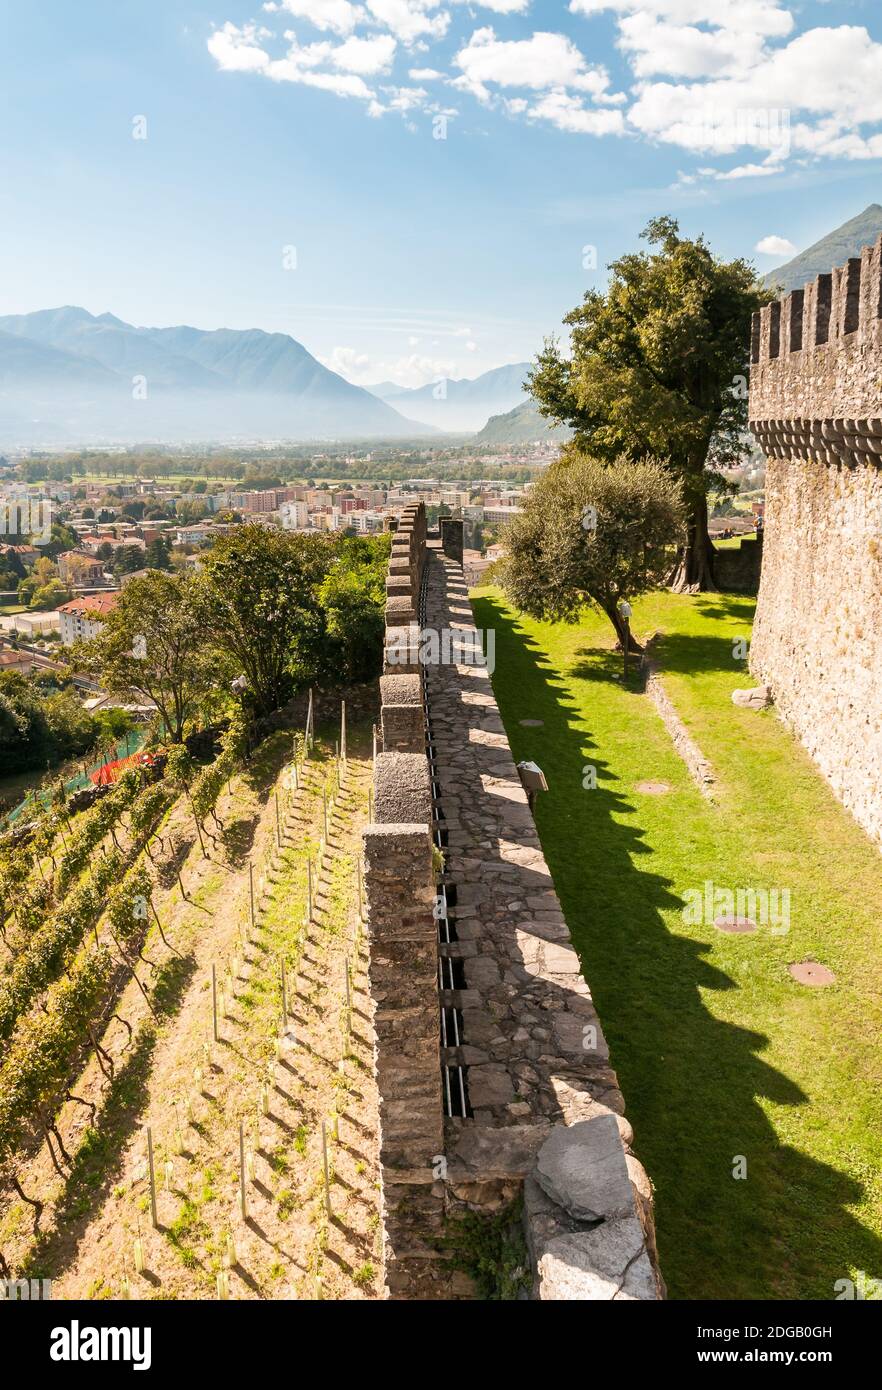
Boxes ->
[72,572,211,742]
[500,452,685,652]
[193,526,335,718]
[315,534,391,687]
[529,216,773,591]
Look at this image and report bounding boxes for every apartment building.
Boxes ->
[57,591,120,646]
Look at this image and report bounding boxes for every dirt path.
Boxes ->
[1,725,380,1300]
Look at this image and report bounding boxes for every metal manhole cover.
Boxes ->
[788,961,835,986]
[714,916,758,934]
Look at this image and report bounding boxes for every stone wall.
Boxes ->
[362,502,662,1300]
[714,535,763,595]
[748,238,882,850]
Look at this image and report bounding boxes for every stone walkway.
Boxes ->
[423,546,642,1185]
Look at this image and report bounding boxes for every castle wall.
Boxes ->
[363,503,661,1299]
[748,236,882,850]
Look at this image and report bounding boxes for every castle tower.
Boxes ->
[748,237,882,847]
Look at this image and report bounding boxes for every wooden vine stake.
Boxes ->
[146,1127,158,1229]
[211,965,219,1042]
[306,859,313,926]
[275,791,281,849]
[248,863,255,931]
[134,1218,144,1275]
[280,957,288,1028]
[341,700,347,765]
[323,784,329,843]
[306,688,314,752]
[239,1122,247,1221]
[321,1120,332,1217]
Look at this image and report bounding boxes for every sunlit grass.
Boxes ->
[472,585,882,1301]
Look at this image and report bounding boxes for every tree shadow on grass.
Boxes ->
[471,592,882,1300]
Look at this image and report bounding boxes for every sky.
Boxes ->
[1,0,882,388]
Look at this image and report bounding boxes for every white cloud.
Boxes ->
[756,234,797,255]
[209,25,384,99]
[454,27,615,96]
[267,0,366,35]
[465,340,477,351]
[208,23,272,73]
[452,0,529,11]
[323,348,460,387]
[331,34,397,74]
[716,162,778,180]
[365,0,450,45]
[321,346,371,377]
[529,91,625,135]
[626,26,882,159]
[211,2,882,164]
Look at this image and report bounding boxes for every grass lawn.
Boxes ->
[714,531,757,548]
[472,585,882,1301]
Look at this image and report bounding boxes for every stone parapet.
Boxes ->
[750,234,882,430]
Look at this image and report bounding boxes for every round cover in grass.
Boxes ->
[714,916,757,933]
[789,961,836,986]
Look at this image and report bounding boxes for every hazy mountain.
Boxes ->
[367,362,530,431]
[0,307,432,445]
[473,398,571,446]
[763,204,882,292]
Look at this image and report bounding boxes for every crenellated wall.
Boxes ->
[748,240,882,850]
[362,503,662,1300]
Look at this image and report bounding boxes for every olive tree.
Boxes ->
[499,452,685,652]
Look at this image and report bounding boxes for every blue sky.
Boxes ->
[1,0,881,387]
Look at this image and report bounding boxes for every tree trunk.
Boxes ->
[604,603,644,654]
[670,495,717,593]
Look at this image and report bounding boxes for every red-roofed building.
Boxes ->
[57,591,120,646]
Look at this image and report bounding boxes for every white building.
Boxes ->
[57,592,120,646]
[279,501,309,530]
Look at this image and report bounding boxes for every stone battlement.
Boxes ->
[749,234,882,459]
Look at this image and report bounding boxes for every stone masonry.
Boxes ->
[749,236,882,849]
[362,502,663,1299]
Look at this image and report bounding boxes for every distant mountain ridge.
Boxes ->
[474,397,571,446]
[367,362,530,431]
[0,306,435,445]
[763,204,882,293]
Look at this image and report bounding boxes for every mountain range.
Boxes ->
[366,362,530,432]
[763,204,882,293]
[0,307,435,446]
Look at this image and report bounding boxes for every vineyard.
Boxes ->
[0,707,380,1300]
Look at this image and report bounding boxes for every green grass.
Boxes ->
[714,531,757,548]
[471,585,882,1301]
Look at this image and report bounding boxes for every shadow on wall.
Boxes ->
[471,592,882,1301]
